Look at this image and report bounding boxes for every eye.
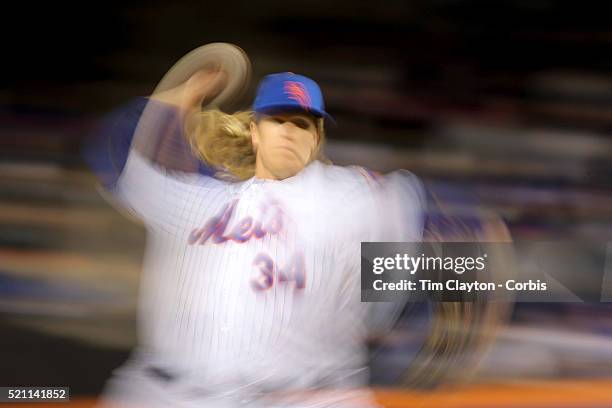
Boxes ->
[292,119,311,129]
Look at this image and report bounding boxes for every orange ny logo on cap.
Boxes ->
[283,81,312,110]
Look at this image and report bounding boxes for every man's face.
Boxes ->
[250,111,319,180]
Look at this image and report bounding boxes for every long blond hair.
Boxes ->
[186,109,327,180]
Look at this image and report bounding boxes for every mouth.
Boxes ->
[276,145,299,158]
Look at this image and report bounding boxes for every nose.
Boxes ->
[279,121,299,139]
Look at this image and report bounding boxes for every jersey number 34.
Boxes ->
[251,252,305,292]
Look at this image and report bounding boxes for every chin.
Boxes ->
[274,163,302,180]
[276,169,299,180]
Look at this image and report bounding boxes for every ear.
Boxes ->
[250,121,259,152]
[314,120,323,146]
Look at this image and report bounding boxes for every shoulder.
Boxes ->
[296,161,425,209]
[124,148,229,193]
[288,162,386,220]
[305,161,380,190]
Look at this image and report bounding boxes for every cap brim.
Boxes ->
[254,104,336,125]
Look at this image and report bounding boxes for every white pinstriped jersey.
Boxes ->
[102,146,424,407]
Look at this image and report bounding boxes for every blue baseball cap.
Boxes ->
[253,72,334,122]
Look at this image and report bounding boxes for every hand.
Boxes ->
[183,68,229,109]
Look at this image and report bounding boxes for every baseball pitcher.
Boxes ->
[83,43,425,408]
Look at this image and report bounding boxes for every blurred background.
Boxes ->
[1,0,611,406]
